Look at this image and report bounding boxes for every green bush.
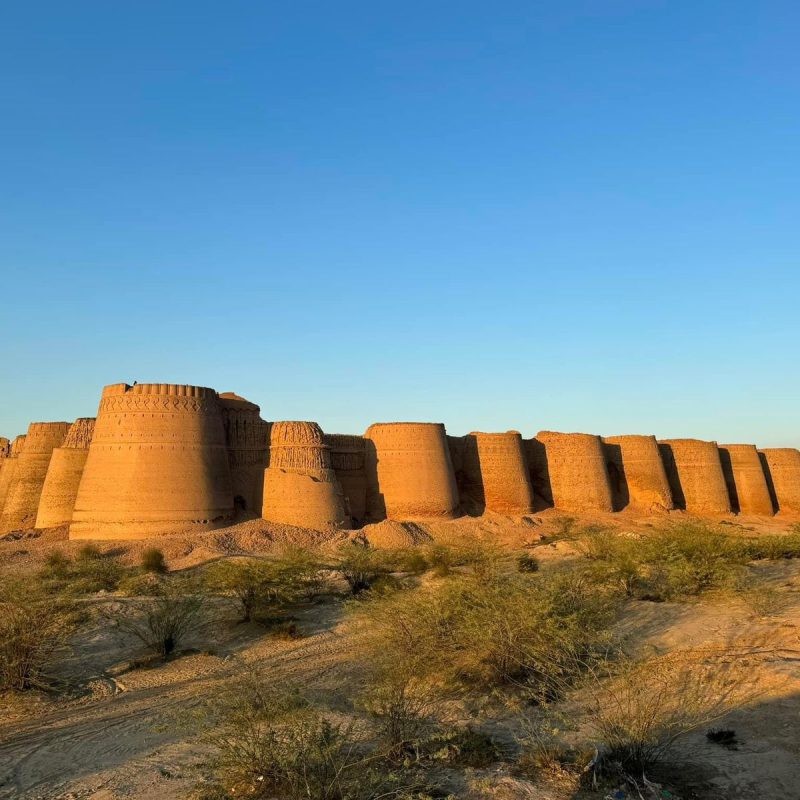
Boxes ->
[738,533,800,561]
[39,548,125,594]
[358,570,618,699]
[335,543,390,595]
[205,554,319,622]
[0,578,79,691]
[141,547,168,574]
[580,523,749,601]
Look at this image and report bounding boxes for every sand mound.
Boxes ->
[360,519,435,549]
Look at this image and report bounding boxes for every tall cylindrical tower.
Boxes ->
[70,383,235,540]
[602,435,673,512]
[262,421,350,530]
[534,431,614,512]
[325,434,368,526]
[0,435,26,513]
[758,448,800,515]
[718,444,774,516]
[218,392,269,516]
[461,431,534,514]
[364,423,459,520]
[0,422,70,532]
[657,439,731,515]
[35,418,96,528]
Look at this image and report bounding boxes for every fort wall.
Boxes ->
[534,431,613,512]
[460,431,534,514]
[758,448,800,515]
[35,418,96,528]
[658,439,731,514]
[219,392,269,516]
[325,434,368,526]
[262,421,350,530]
[364,423,459,520]
[0,435,26,516]
[718,444,774,516]
[1,422,70,532]
[70,383,235,540]
[603,435,673,512]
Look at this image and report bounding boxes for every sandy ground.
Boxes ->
[0,511,799,799]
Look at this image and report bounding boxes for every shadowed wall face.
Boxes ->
[523,437,554,510]
[535,431,613,512]
[0,422,70,532]
[35,418,96,528]
[718,444,774,516]
[70,383,235,540]
[603,435,673,512]
[0,438,9,458]
[460,431,534,514]
[262,421,350,530]
[364,422,459,521]
[219,392,269,517]
[658,439,731,515]
[758,449,800,515]
[324,434,367,526]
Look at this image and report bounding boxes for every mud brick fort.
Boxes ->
[0,381,798,540]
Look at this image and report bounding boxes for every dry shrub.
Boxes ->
[0,578,79,691]
[205,552,320,622]
[335,542,391,595]
[580,523,749,601]
[141,547,168,574]
[358,569,618,700]
[199,670,433,800]
[739,532,800,560]
[113,581,207,659]
[39,547,125,595]
[584,649,760,781]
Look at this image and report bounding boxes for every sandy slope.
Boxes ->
[0,511,799,799]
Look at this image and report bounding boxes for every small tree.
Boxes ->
[205,556,319,623]
[0,578,79,691]
[115,583,206,659]
[335,542,388,595]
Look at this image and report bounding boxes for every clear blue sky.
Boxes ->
[1,1,798,446]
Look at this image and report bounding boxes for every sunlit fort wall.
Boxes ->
[0,422,70,532]
[69,383,235,540]
[2,378,798,538]
[35,418,96,528]
[262,421,350,530]
[758,448,800,515]
[364,423,460,521]
[718,444,775,516]
[457,431,534,514]
[530,431,614,513]
[602,435,674,513]
[658,439,731,515]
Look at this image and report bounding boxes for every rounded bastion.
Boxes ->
[602,434,673,512]
[70,383,235,540]
[364,423,459,520]
[758,448,800,515]
[0,422,70,532]
[657,439,731,515]
[35,418,96,528]
[460,431,534,514]
[534,431,614,512]
[262,421,350,530]
[718,444,774,516]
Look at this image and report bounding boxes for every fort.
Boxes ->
[0,379,798,539]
